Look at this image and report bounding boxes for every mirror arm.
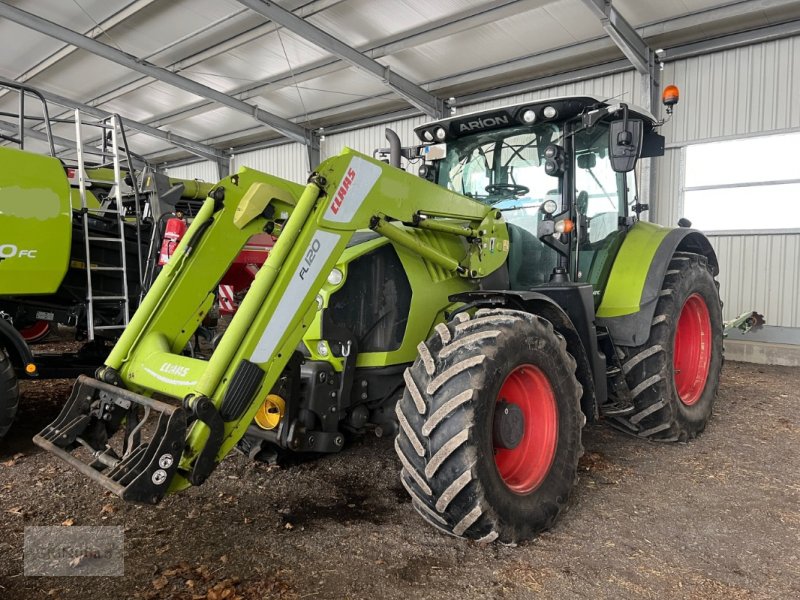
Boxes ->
[617,104,633,146]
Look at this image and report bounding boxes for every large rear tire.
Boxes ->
[611,252,723,441]
[0,349,20,439]
[395,309,583,543]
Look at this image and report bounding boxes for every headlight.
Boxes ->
[542,199,558,214]
[422,130,434,141]
[554,219,574,234]
[316,341,329,357]
[327,268,343,286]
[435,127,446,141]
[543,105,558,119]
[521,109,536,124]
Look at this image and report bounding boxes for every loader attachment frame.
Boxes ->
[34,149,509,501]
[34,375,186,503]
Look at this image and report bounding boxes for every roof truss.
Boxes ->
[235,0,445,118]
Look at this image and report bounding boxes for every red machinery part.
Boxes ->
[156,220,272,315]
[158,217,188,266]
[218,234,274,315]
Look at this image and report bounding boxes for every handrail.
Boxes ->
[0,81,55,156]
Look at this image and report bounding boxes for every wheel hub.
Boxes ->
[493,364,558,495]
[493,401,525,450]
[673,293,712,406]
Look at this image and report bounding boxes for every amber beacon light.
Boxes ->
[662,85,680,112]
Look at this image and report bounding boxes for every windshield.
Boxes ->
[437,123,562,210]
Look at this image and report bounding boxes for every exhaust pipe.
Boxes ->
[385,128,402,168]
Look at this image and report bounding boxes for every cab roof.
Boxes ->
[414,95,658,143]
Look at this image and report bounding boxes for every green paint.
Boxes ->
[0,146,71,295]
[93,148,508,489]
[69,188,101,210]
[596,221,673,318]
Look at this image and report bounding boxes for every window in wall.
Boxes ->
[683,131,800,232]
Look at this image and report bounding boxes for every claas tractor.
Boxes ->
[34,88,724,543]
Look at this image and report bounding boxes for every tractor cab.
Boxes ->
[411,96,664,301]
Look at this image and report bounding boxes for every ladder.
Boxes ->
[73,111,143,341]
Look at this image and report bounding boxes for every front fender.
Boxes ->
[0,317,35,376]
[450,288,603,422]
[597,221,718,346]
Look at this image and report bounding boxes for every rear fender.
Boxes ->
[597,222,718,346]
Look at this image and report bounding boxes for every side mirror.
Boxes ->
[608,118,643,172]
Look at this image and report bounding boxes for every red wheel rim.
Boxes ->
[494,365,558,494]
[673,293,712,406]
[19,320,50,343]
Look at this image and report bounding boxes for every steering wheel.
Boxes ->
[485,183,529,197]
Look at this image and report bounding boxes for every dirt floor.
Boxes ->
[0,360,798,599]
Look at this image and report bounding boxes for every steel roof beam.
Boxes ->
[0,0,158,98]
[149,7,800,165]
[579,0,657,209]
[115,0,782,131]
[580,0,651,75]
[235,0,444,118]
[78,0,526,132]
[44,0,344,126]
[0,76,226,163]
[0,2,311,147]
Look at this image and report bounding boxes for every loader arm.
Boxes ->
[34,149,508,502]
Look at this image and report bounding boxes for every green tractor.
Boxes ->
[35,88,723,544]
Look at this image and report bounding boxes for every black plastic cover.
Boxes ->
[323,244,411,353]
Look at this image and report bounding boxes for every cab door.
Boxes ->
[572,124,633,305]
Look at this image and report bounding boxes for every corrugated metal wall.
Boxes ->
[166,160,220,182]
[712,234,800,328]
[165,35,799,329]
[656,36,800,329]
[166,143,311,184]
[233,143,310,183]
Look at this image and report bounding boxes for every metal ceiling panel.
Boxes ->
[0,19,65,78]
[12,0,126,31]
[15,48,136,100]
[67,0,245,61]
[378,6,599,83]
[251,68,391,117]
[99,79,208,121]
[613,0,742,27]
[302,0,495,48]
[182,28,330,93]
[162,106,262,141]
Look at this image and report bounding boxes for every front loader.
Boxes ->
[35,88,725,543]
[0,82,264,441]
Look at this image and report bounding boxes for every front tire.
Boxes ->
[611,252,723,441]
[0,349,20,439]
[395,309,583,543]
